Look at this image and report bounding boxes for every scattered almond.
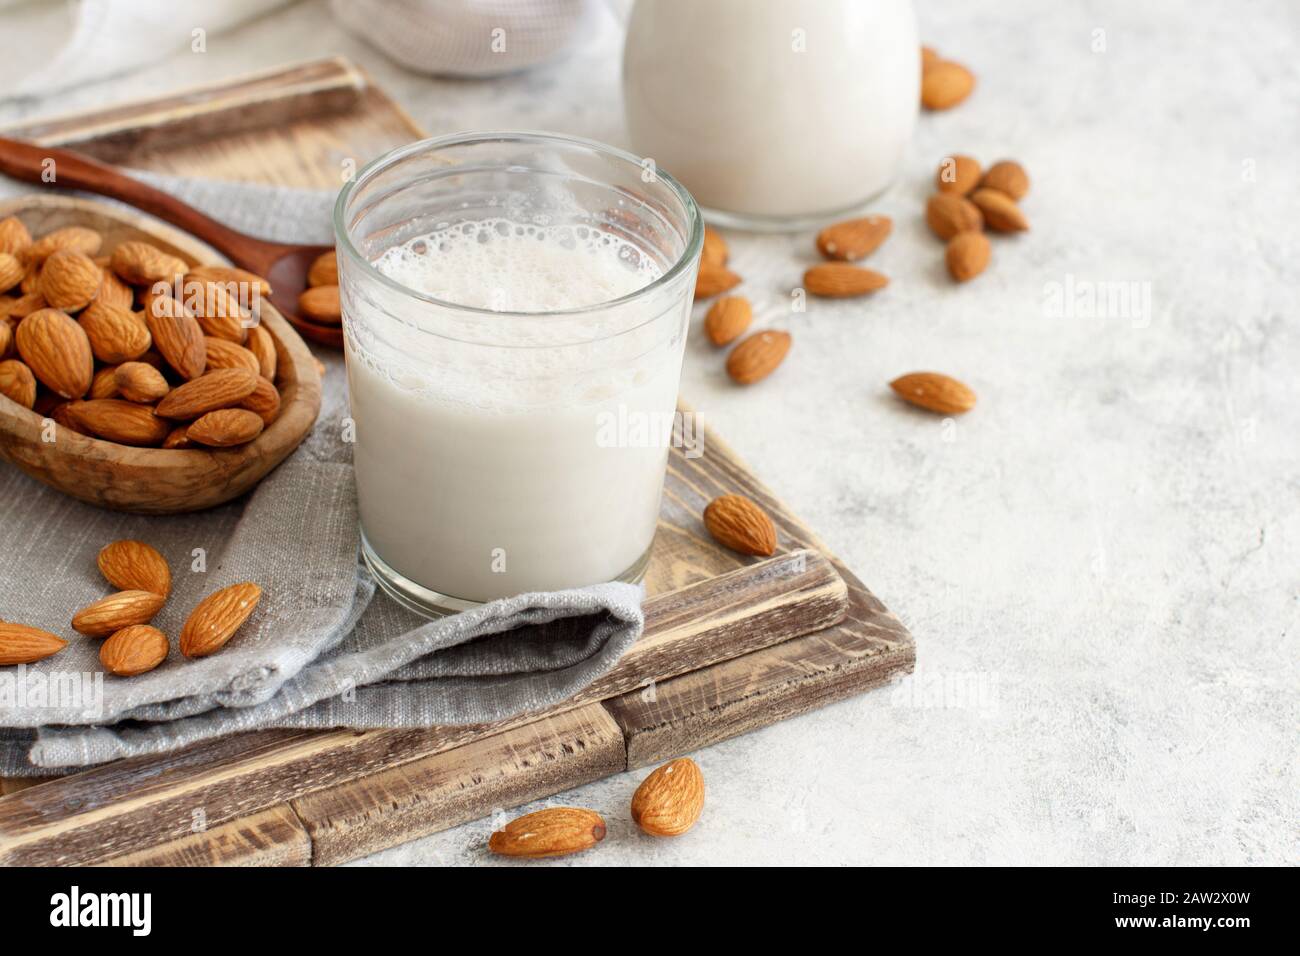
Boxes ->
[307,250,338,287]
[935,155,982,196]
[890,371,977,414]
[72,589,166,638]
[114,361,170,403]
[803,263,889,298]
[701,226,728,268]
[0,358,36,408]
[946,231,992,282]
[110,241,187,286]
[97,539,172,597]
[980,160,1030,200]
[65,399,171,446]
[969,187,1028,232]
[921,60,975,110]
[694,261,741,300]
[726,329,790,385]
[99,625,170,677]
[815,215,892,261]
[631,757,705,837]
[704,296,752,346]
[179,582,262,658]
[703,494,778,556]
[156,367,259,420]
[0,622,67,665]
[15,307,94,399]
[925,193,983,240]
[488,807,606,859]
[185,407,265,446]
[298,285,341,325]
[38,250,102,312]
[79,300,152,364]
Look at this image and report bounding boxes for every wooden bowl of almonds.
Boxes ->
[0,195,322,513]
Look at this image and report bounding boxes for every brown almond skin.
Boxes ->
[143,293,206,380]
[203,336,260,374]
[110,241,187,285]
[156,367,259,420]
[980,160,1030,200]
[0,216,32,256]
[180,582,262,658]
[89,365,119,400]
[921,59,975,109]
[298,285,341,325]
[631,757,705,837]
[39,250,102,312]
[239,376,281,427]
[803,263,889,298]
[23,226,101,265]
[704,296,752,347]
[98,539,172,597]
[726,330,791,385]
[182,278,250,343]
[700,226,728,268]
[969,188,1029,232]
[946,231,992,282]
[935,155,982,196]
[0,622,68,665]
[703,494,778,556]
[245,324,277,381]
[0,358,37,408]
[307,250,338,287]
[72,590,166,638]
[488,807,607,859]
[66,399,170,446]
[890,371,977,415]
[186,407,265,447]
[815,215,892,261]
[100,624,169,677]
[114,361,170,403]
[162,425,192,449]
[0,252,25,293]
[186,265,271,296]
[925,193,983,240]
[694,262,741,300]
[15,307,94,399]
[79,300,152,364]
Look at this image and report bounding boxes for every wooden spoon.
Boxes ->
[0,135,342,348]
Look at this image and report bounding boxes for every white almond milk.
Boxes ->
[345,219,682,604]
[623,0,919,223]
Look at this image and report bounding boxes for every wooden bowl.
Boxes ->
[0,195,322,513]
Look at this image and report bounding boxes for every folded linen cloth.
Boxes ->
[0,174,644,774]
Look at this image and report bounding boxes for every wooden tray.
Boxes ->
[0,58,915,866]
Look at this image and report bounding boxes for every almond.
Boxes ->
[66,399,170,445]
[701,226,728,268]
[202,336,260,374]
[79,300,152,364]
[297,285,341,325]
[694,262,741,300]
[7,291,47,319]
[38,250,102,312]
[245,323,277,381]
[815,215,892,261]
[89,365,119,400]
[49,401,89,435]
[156,367,259,420]
[630,757,705,837]
[110,241,187,286]
[114,361,170,403]
[142,294,206,379]
[980,160,1030,200]
[97,269,135,310]
[0,359,36,408]
[0,252,24,293]
[920,45,939,67]
[99,624,169,677]
[20,263,40,294]
[0,317,11,358]
[72,589,166,638]
[0,622,68,665]
[307,250,338,287]
[239,376,281,426]
[179,582,262,658]
[890,371,977,414]
[703,494,778,556]
[23,226,101,265]
[969,187,1029,232]
[488,807,606,859]
[946,231,991,282]
[0,216,32,256]
[803,263,889,297]
[921,59,975,110]
[925,193,983,240]
[98,539,172,596]
[703,296,752,346]
[185,407,264,446]
[162,425,192,449]
[182,278,250,342]
[935,155,982,196]
[15,308,93,399]
[185,265,271,296]
[726,329,790,385]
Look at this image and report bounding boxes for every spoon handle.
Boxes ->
[0,136,281,267]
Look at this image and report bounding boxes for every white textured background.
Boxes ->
[1,0,1295,865]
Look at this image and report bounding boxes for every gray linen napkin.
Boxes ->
[0,175,644,774]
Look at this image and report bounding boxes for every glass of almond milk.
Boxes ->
[334,132,702,614]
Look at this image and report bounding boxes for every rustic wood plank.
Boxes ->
[96,805,311,868]
[294,704,625,867]
[0,551,845,866]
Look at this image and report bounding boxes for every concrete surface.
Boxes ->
[1,0,1294,865]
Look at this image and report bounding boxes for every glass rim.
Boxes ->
[332,129,704,320]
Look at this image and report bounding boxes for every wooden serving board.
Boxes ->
[0,58,915,866]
